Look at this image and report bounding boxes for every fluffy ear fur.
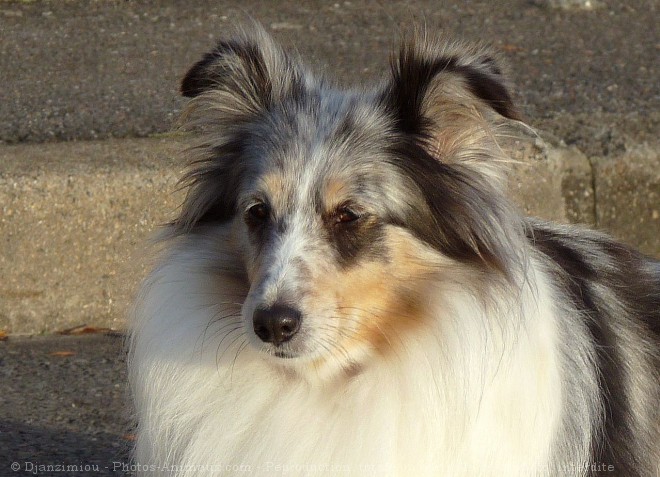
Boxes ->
[172,29,305,232]
[386,37,520,127]
[381,35,524,277]
[180,40,273,100]
[179,28,303,114]
[383,34,520,174]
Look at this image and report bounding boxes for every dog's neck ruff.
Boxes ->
[130,240,592,477]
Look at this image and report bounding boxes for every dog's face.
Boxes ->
[174,29,521,376]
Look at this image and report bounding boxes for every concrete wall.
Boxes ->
[2,136,657,334]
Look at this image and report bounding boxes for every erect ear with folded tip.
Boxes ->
[381,37,523,277]
[179,31,303,117]
[181,39,271,100]
[383,37,521,138]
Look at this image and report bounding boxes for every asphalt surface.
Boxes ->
[0,334,132,476]
[1,0,658,156]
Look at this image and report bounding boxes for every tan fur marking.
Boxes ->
[420,78,510,187]
[322,177,349,212]
[318,227,446,359]
[259,172,289,210]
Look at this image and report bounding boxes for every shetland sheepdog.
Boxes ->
[129,26,659,476]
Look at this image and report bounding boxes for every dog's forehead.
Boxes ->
[246,89,393,208]
[255,88,386,157]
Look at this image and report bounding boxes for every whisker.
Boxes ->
[214,326,244,369]
[219,331,246,364]
[230,338,249,385]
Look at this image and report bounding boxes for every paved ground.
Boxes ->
[0,0,658,474]
[0,334,132,476]
[1,0,658,156]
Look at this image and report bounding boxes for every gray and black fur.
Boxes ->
[529,221,660,476]
[136,25,659,476]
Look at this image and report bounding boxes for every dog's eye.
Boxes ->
[335,207,360,224]
[247,203,269,222]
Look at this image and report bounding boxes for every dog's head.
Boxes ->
[173,27,522,377]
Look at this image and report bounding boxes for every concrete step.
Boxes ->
[1,0,658,333]
[1,135,658,334]
[1,138,180,334]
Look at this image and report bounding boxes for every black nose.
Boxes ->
[253,305,302,345]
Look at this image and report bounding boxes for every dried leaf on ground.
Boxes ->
[57,325,115,335]
[50,350,76,357]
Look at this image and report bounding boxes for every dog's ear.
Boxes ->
[382,36,524,277]
[180,40,271,99]
[383,36,521,174]
[179,29,302,117]
[385,37,520,132]
[171,30,305,233]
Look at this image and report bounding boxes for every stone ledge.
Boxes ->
[0,138,182,334]
[0,137,657,334]
[593,144,660,257]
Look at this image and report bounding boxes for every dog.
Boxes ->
[129,26,659,476]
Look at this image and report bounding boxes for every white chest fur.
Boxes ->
[130,255,592,477]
